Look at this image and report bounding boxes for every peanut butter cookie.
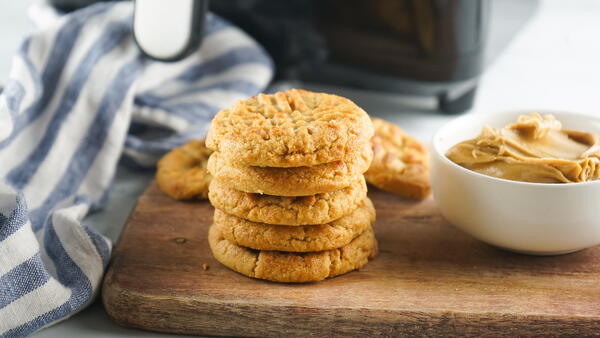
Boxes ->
[208,224,378,283]
[207,144,372,196]
[209,175,367,225]
[365,118,431,200]
[156,139,213,200]
[214,198,375,252]
[206,89,374,167]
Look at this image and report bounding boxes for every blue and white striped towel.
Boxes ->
[0,2,273,336]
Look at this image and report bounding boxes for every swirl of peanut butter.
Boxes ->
[446,114,600,183]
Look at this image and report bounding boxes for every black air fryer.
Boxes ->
[51,0,537,114]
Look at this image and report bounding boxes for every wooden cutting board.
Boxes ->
[102,181,600,337]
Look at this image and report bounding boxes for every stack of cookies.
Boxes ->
[205,89,378,283]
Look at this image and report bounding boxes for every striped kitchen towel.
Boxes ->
[0,2,273,336]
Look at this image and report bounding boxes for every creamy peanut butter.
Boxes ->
[446,114,600,183]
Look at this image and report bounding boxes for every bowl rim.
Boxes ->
[432,109,600,188]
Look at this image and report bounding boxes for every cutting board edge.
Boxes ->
[101,269,600,337]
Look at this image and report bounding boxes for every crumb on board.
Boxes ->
[202,263,209,271]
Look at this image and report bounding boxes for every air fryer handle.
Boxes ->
[133,0,208,62]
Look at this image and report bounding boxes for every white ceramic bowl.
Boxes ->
[431,111,600,255]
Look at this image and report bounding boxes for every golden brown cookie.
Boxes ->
[156,139,213,200]
[365,118,431,200]
[209,176,367,225]
[206,89,374,168]
[214,198,375,252]
[208,224,378,283]
[207,143,372,196]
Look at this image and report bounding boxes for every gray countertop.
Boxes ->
[1,0,599,337]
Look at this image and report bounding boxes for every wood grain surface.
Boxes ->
[102,181,600,337]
